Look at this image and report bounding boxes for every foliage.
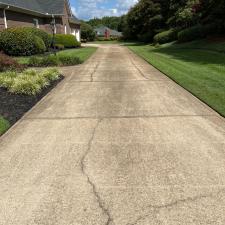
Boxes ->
[28,54,82,67]
[0,52,25,72]
[58,55,82,66]
[177,24,216,42]
[128,40,225,117]
[0,68,60,95]
[22,27,51,49]
[54,34,81,48]
[154,29,178,44]
[125,0,164,41]
[81,22,96,41]
[0,28,46,56]
[122,0,225,43]
[55,44,65,50]
[87,16,122,31]
[0,116,10,135]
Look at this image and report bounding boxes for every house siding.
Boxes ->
[0,0,80,40]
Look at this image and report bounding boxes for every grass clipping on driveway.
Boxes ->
[128,40,225,117]
[0,68,60,95]
[0,116,10,135]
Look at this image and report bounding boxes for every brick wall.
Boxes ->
[0,10,64,34]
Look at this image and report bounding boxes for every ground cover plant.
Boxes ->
[128,40,225,117]
[16,47,97,66]
[0,68,60,95]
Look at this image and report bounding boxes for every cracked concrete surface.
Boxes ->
[0,44,225,225]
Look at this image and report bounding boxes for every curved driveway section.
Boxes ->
[1,44,225,225]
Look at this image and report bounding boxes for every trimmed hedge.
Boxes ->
[22,27,51,49]
[28,54,82,67]
[154,29,178,44]
[54,34,80,48]
[0,28,46,56]
[178,24,217,43]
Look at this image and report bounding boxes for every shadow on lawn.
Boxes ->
[150,44,225,67]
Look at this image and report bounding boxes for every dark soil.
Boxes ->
[0,75,64,125]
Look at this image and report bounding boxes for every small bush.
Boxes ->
[54,34,81,48]
[0,52,25,72]
[55,44,65,50]
[22,27,51,49]
[177,24,217,43]
[0,28,46,56]
[28,54,82,67]
[34,36,46,53]
[58,55,82,66]
[154,29,178,44]
[28,55,59,67]
[0,68,60,95]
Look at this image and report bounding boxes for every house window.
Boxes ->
[33,19,39,28]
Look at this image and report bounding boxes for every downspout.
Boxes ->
[3,6,9,29]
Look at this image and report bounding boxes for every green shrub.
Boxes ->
[22,27,51,49]
[28,55,59,67]
[0,28,46,56]
[0,68,60,95]
[28,54,82,67]
[54,34,81,48]
[154,29,178,44]
[177,24,217,43]
[58,55,82,66]
[55,44,65,50]
[34,36,46,53]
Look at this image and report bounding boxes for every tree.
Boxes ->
[80,22,96,41]
[125,0,164,42]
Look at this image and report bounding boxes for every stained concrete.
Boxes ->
[0,44,225,225]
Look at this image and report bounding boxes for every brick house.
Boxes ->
[0,0,80,41]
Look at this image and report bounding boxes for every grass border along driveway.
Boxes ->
[128,40,225,117]
[0,116,10,135]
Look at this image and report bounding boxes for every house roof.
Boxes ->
[94,26,122,37]
[0,0,74,16]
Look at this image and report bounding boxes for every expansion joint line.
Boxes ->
[127,188,225,225]
[130,58,149,80]
[90,62,100,82]
[80,119,114,225]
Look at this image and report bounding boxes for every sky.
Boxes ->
[70,0,138,21]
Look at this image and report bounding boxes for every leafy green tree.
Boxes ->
[80,22,96,41]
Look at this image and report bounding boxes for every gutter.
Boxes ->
[1,5,9,28]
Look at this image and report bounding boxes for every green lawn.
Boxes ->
[0,116,10,135]
[16,47,97,65]
[128,40,225,117]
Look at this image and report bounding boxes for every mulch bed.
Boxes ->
[0,75,64,125]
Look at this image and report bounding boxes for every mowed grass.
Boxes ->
[0,116,10,135]
[128,40,225,117]
[16,47,97,65]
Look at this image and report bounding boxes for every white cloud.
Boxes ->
[72,0,138,20]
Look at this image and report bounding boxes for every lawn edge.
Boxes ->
[127,45,225,119]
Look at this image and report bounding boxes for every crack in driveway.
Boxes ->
[127,188,225,225]
[80,119,114,225]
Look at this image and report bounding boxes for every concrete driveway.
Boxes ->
[1,44,225,225]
